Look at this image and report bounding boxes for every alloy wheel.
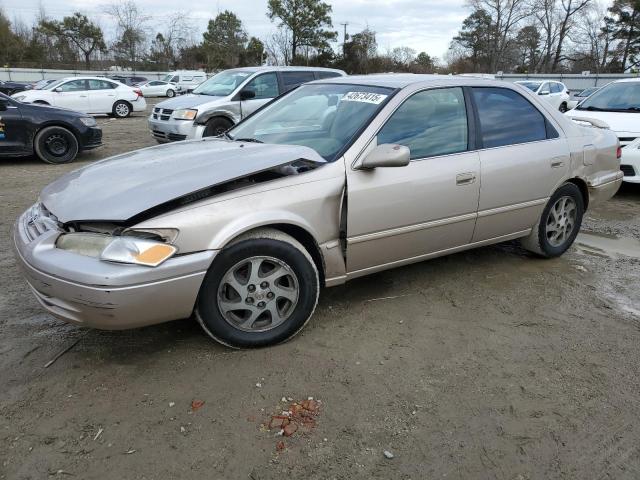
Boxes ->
[216,256,299,332]
[546,196,577,247]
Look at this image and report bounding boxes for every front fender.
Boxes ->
[195,106,240,126]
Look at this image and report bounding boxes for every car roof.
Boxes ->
[613,77,640,83]
[311,73,521,89]
[224,66,346,75]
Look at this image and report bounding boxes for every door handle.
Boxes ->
[456,172,476,185]
[551,158,565,168]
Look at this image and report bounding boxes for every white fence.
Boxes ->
[497,73,640,92]
[1,67,181,82]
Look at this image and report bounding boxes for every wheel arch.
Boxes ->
[565,177,589,210]
[216,222,326,287]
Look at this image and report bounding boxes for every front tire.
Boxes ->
[112,100,131,118]
[34,126,79,164]
[559,102,568,113]
[196,230,319,348]
[203,117,233,137]
[166,89,175,98]
[520,183,584,257]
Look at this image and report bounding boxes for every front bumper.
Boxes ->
[79,126,103,150]
[620,147,640,183]
[588,171,624,205]
[148,116,205,143]
[13,211,216,330]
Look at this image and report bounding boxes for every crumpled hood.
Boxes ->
[154,93,226,110]
[40,139,325,223]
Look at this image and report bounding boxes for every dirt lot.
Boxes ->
[1,99,640,480]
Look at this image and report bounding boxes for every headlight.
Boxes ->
[172,108,197,120]
[13,95,26,102]
[79,117,97,127]
[56,233,178,267]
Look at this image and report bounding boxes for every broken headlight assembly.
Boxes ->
[55,229,179,267]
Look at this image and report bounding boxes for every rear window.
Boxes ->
[281,71,316,92]
[316,71,342,79]
[472,87,549,148]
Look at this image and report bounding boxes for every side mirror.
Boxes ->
[539,90,550,96]
[239,89,256,101]
[54,87,62,93]
[0,99,7,111]
[360,144,411,169]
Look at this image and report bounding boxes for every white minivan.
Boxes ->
[162,71,207,93]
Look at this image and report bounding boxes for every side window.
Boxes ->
[88,80,116,90]
[378,87,468,160]
[244,73,279,99]
[316,71,342,79]
[551,82,561,93]
[59,80,88,92]
[281,71,316,92]
[471,87,548,148]
[171,75,179,83]
[149,81,162,86]
[182,76,193,81]
[540,82,550,94]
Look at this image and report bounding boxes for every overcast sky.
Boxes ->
[6,0,468,59]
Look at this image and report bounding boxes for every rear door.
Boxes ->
[53,79,90,112]
[470,86,570,242]
[346,86,481,274]
[88,79,118,113]
[0,97,29,154]
[280,71,316,93]
[238,72,280,118]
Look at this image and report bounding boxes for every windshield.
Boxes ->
[578,82,640,111]
[192,70,252,96]
[518,81,542,92]
[228,83,394,161]
[44,79,67,90]
[578,87,598,97]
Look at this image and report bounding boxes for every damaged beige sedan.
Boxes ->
[14,75,622,348]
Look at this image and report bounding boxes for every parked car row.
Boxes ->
[12,74,623,348]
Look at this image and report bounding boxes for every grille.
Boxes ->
[621,164,636,176]
[168,133,187,141]
[23,203,61,242]
[618,137,637,146]
[153,107,173,121]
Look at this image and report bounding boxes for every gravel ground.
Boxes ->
[1,99,639,479]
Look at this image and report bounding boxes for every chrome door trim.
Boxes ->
[347,212,478,245]
[477,198,548,218]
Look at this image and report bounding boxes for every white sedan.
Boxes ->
[138,80,180,98]
[515,80,571,112]
[11,76,147,118]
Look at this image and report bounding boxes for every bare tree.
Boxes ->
[550,0,592,71]
[264,28,292,65]
[468,0,530,71]
[104,0,150,68]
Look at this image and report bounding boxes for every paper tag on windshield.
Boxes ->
[342,92,388,104]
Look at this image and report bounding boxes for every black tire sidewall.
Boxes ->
[34,126,79,164]
[197,238,319,348]
[112,101,131,118]
[203,117,233,137]
[537,183,584,257]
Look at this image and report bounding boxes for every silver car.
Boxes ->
[148,66,346,142]
[15,75,622,348]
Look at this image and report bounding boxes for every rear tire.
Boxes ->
[112,100,131,118]
[196,229,320,349]
[203,117,233,137]
[34,126,79,164]
[520,183,584,258]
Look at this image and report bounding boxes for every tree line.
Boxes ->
[448,0,640,74]
[0,0,638,74]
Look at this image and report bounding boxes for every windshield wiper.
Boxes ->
[577,105,606,111]
[235,137,263,143]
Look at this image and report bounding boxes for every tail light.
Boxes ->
[134,88,143,97]
[617,146,622,159]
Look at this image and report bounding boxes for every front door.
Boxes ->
[239,72,279,119]
[53,79,90,112]
[0,98,28,154]
[346,87,481,275]
[470,87,570,241]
